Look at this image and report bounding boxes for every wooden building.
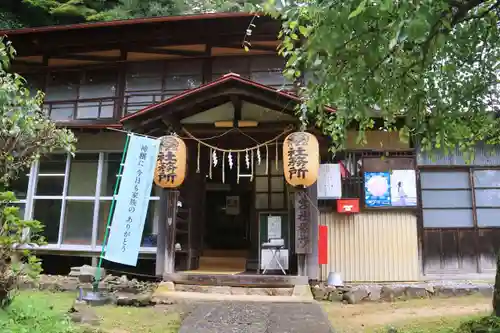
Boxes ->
[418,145,500,279]
[2,13,422,283]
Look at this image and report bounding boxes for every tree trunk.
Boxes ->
[493,252,500,316]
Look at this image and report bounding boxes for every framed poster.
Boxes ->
[267,216,282,239]
[364,170,417,207]
[364,172,391,207]
[317,164,342,199]
[390,170,417,207]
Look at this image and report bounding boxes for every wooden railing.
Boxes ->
[44,96,121,122]
[43,91,182,123]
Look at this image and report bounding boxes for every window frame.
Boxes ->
[26,151,160,251]
[420,167,500,229]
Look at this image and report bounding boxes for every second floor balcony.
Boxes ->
[27,55,293,125]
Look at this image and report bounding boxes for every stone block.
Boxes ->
[78,265,106,284]
[209,286,232,295]
[115,292,152,307]
[69,304,100,326]
[155,281,175,293]
[312,286,328,300]
[343,287,369,304]
[247,288,271,296]
[366,285,382,301]
[435,285,479,297]
[231,287,249,295]
[380,286,407,302]
[292,285,313,299]
[59,279,79,292]
[405,286,429,299]
[327,291,344,302]
[69,267,82,277]
[274,288,293,296]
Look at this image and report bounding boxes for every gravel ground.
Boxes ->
[179,301,334,333]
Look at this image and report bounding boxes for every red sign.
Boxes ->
[337,198,360,213]
[318,225,328,265]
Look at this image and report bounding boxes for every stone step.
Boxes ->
[175,284,294,296]
[198,256,246,271]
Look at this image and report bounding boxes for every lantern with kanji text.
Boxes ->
[283,131,319,188]
[154,135,187,188]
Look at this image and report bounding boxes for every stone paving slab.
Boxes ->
[179,301,334,333]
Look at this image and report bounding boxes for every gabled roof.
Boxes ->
[120,73,335,126]
[0,12,255,36]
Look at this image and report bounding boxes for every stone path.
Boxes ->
[179,301,334,333]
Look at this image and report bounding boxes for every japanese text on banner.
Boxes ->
[104,135,160,266]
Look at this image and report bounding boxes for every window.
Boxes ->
[44,69,117,120]
[164,60,202,97]
[421,171,474,228]
[124,60,202,113]
[125,62,165,113]
[25,152,160,248]
[250,56,290,89]
[254,144,286,210]
[45,71,79,121]
[212,57,250,80]
[421,168,500,229]
[473,170,500,227]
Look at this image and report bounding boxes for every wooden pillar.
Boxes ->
[306,184,319,281]
[156,189,179,277]
[155,189,167,276]
[295,188,312,277]
[294,185,319,279]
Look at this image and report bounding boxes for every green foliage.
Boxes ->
[455,316,500,333]
[0,39,76,308]
[91,0,261,21]
[0,0,263,28]
[0,38,76,183]
[20,0,119,23]
[264,0,500,153]
[0,192,45,309]
[0,291,76,333]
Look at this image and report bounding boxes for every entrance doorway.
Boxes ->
[199,164,252,273]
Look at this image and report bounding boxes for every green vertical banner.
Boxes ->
[104,134,160,266]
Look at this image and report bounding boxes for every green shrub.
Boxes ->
[0,191,46,308]
[0,292,76,333]
[455,316,500,333]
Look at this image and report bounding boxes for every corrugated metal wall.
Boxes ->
[417,144,500,166]
[319,211,419,282]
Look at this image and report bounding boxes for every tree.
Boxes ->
[262,0,499,153]
[261,0,500,316]
[0,38,76,307]
[0,0,263,28]
[0,0,119,28]
[91,0,260,21]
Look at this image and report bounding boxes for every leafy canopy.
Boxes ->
[264,0,500,152]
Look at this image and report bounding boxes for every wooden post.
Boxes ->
[295,188,312,276]
[307,184,319,281]
[164,190,179,276]
[155,189,168,276]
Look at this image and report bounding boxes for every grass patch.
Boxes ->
[0,291,181,333]
[378,314,484,333]
[0,291,75,333]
